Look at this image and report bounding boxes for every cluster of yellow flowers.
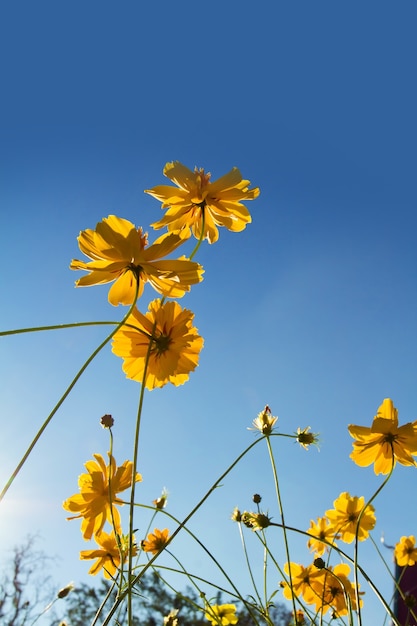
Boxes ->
[62,453,141,578]
[70,162,259,390]
[281,398,417,618]
[204,604,238,626]
[63,162,259,591]
[61,162,417,622]
[232,398,417,620]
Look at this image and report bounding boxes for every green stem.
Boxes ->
[106,427,127,589]
[189,205,206,260]
[236,520,263,607]
[265,437,297,621]
[100,435,269,626]
[0,300,139,503]
[268,521,401,625]
[127,315,156,625]
[132,561,259,606]
[0,320,121,337]
[135,503,255,616]
[353,461,394,626]
[91,579,118,626]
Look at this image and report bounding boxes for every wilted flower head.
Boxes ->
[146,161,260,244]
[153,488,168,510]
[296,427,319,450]
[231,507,242,522]
[241,511,272,531]
[249,405,278,436]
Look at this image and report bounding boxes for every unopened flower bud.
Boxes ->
[163,608,179,626]
[57,582,74,599]
[252,494,262,503]
[405,593,417,608]
[231,507,242,522]
[100,414,114,428]
[153,488,168,509]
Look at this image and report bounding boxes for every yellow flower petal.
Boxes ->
[70,215,203,305]
[348,398,417,475]
[112,299,203,390]
[146,162,259,244]
[63,453,141,540]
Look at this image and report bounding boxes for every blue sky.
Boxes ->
[1,1,416,623]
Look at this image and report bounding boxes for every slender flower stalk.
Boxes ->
[233,514,263,607]
[352,462,394,626]
[127,327,153,624]
[134,503,258,621]
[0,289,139,503]
[0,320,122,338]
[99,436,271,626]
[265,436,298,621]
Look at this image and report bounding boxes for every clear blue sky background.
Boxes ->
[1,1,416,623]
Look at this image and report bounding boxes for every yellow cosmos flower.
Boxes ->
[146,161,260,244]
[141,528,170,555]
[80,531,137,579]
[70,215,203,306]
[63,453,142,540]
[282,562,322,605]
[204,604,238,626]
[292,609,306,625]
[325,492,376,544]
[348,398,417,475]
[395,535,417,567]
[309,564,362,616]
[112,299,203,390]
[307,517,339,556]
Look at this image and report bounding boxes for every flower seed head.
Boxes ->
[100,414,114,428]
